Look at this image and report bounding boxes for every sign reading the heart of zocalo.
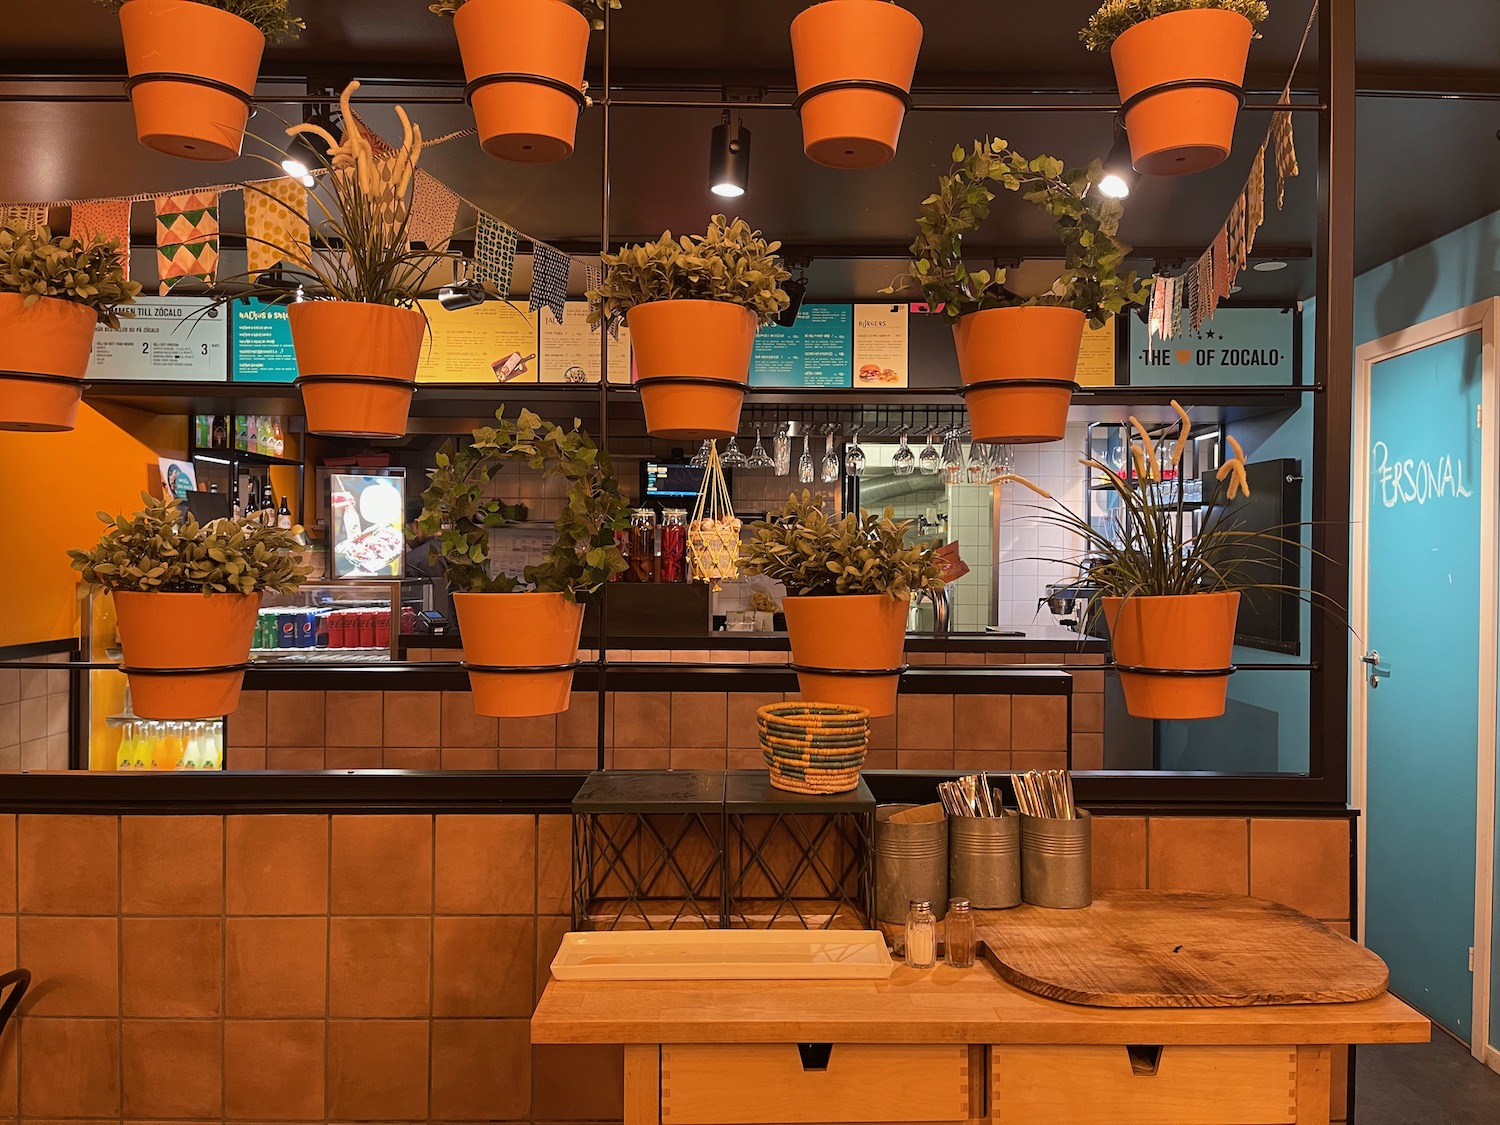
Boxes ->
[1128,305,1298,386]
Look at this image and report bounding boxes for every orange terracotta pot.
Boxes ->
[1110,9,1255,176]
[782,593,910,718]
[628,300,758,439]
[452,592,584,717]
[452,0,590,163]
[951,306,1085,443]
[1102,592,1241,720]
[113,591,261,720]
[287,301,426,438]
[790,0,923,169]
[119,0,265,161]
[0,294,99,432]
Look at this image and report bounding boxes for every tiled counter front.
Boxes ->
[0,810,1352,1124]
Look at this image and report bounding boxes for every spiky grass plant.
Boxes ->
[1081,0,1269,52]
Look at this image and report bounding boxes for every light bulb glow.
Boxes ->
[1097,173,1131,200]
[711,181,746,198]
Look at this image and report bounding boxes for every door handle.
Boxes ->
[1362,650,1391,688]
[1360,650,1381,666]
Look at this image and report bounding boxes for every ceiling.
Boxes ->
[4,0,1500,303]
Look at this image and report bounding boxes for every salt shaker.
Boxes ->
[904,899,937,968]
[945,898,976,969]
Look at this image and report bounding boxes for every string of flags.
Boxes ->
[1146,0,1317,339]
[0,118,582,322]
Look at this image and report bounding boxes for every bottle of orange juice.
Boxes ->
[115,723,137,772]
[156,723,186,771]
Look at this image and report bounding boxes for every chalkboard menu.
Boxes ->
[749,303,853,388]
[86,297,228,381]
[230,298,299,383]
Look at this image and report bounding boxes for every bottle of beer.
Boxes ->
[211,415,228,448]
[277,496,293,530]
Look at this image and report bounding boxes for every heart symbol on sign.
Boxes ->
[1174,349,1193,365]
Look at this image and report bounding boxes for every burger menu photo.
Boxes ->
[852,303,909,388]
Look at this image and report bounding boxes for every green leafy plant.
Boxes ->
[1081,0,1268,52]
[95,0,305,43]
[883,138,1148,328]
[0,223,141,329]
[416,407,628,599]
[69,493,310,595]
[428,0,619,30]
[587,215,792,330]
[740,491,945,599]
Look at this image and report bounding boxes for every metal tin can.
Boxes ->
[1020,810,1092,909]
[949,811,1021,909]
[876,804,949,924]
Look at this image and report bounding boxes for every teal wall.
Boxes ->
[1350,210,1500,1053]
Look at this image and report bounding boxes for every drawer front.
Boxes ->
[992,1045,1298,1125]
[662,1043,971,1125]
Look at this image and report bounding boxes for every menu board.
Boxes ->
[415,299,540,383]
[749,303,853,388]
[1075,319,1117,386]
[329,472,406,580]
[1129,305,1296,386]
[852,303,909,388]
[85,297,228,381]
[230,298,299,383]
[538,301,631,384]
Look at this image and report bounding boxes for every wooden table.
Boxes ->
[530,959,1428,1125]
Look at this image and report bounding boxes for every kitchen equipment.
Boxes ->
[1040,577,1101,633]
[910,586,951,633]
[949,812,1021,910]
[977,890,1392,1007]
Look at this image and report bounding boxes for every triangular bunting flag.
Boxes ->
[1272,93,1299,210]
[529,241,570,325]
[69,199,132,278]
[1,204,49,232]
[473,213,518,295]
[407,169,460,251]
[156,191,220,296]
[245,179,309,280]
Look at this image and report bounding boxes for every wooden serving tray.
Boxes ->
[978,891,1389,1007]
[551,929,894,981]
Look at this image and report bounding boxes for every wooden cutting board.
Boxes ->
[977,891,1390,1008]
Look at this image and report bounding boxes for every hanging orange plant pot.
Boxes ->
[450,0,590,163]
[1101,592,1242,720]
[1110,9,1256,176]
[118,0,266,162]
[952,306,1085,444]
[628,300,757,440]
[452,592,584,717]
[790,0,923,169]
[782,594,910,718]
[113,592,262,720]
[287,301,426,439]
[0,294,100,432]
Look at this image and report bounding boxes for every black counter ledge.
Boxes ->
[400,626,1107,655]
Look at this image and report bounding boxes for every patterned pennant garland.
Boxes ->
[1147,275,1168,341]
[1192,252,1214,332]
[1272,94,1299,210]
[407,169,459,250]
[245,179,309,279]
[1226,195,1247,276]
[529,241,570,325]
[1212,226,1233,303]
[69,199,132,277]
[155,191,220,296]
[473,212,518,295]
[584,261,601,295]
[1,204,48,232]
[1246,144,1267,254]
[1168,274,1184,339]
[1182,264,1199,336]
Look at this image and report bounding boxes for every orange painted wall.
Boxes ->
[0,402,185,648]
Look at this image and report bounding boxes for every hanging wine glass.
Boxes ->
[690,439,712,468]
[721,432,747,467]
[966,440,988,483]
[747,422,774,468]
[773,423,792,475]
[942,430,964,484]
[990,444,1015,481]
[892,428,916,476]
[845,427,866,478]
[918,430,941,475]
[820,425,840,483]
[798,431,815,483]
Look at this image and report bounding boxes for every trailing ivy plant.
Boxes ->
[1081,0,1269,52]
[70,493,310,595]
[416,407,628,599]
[95,0,306,43]
[428,0,619,30]
[587,215,791,331]
[739,491,945,600]
[0,224,141,329]
[883,138,1148,328]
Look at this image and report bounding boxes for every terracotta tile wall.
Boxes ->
[0,655,71,772]
[0,811,1353,1125]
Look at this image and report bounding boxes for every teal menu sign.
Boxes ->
[231,298,300,383]
[1130,305,1298,386]
[749,303,853,388]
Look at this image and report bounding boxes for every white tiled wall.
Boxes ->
[0,652,72,770]
[945,482,993,631]
[995,424,1090,626]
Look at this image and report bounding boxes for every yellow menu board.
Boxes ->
[414,299,540,383]
[852,303,909,388]
[538,301,632,384]
[1075,318,1117,386]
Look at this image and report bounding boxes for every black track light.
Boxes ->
[777,274,809,329]
[282,93,340,188]
[438,277,486,312]
[709,113,752,199]
[1099,118,1140,200]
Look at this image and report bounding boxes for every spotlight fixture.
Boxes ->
[709,111,752,198]
[1097,117,1139,200]
[777,272,809,329]
[282,94,339,188]
[1252,260,1289,272]
[438,277,486,312]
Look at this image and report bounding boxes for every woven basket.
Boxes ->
[757,702,870,795]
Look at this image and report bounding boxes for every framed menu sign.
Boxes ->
[1075,319,1118,386]
[749,303,853,388]
[1128,305,1297,386]
[852,303,909,388]
[415,299,540,383]
[230,297,299,383]
[538,301,632,383]
[86,297,228,381]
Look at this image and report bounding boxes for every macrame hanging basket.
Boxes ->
[687,442,742,589]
